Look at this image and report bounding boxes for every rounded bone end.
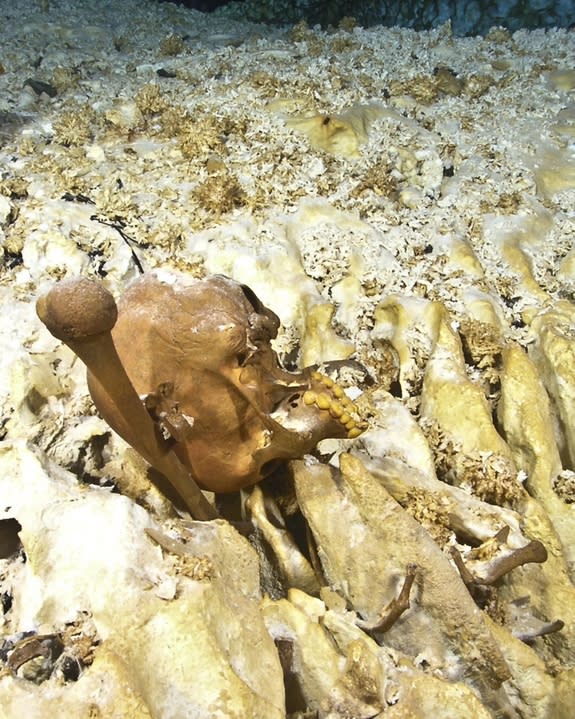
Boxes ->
[36,277,118,342]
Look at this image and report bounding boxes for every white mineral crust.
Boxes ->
[1,0,575,716]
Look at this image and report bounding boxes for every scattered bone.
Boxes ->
[356,563,417,634]
[292,453,512,707]
[507,596,565,642]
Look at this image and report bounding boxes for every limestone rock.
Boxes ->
[0,441,285,719]
[291,453,510,706]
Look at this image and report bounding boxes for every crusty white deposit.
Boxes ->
[1,1,575,717]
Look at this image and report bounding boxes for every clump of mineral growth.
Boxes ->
[1,0,574,716]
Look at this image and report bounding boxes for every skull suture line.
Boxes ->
[37,274,367,513]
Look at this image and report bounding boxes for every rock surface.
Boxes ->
[1,1,575,716]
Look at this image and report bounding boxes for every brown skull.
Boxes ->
[85,274,366,493]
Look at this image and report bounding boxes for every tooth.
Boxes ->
[303,390,317,405]
[329,402,344,418]
[316,393,332,409]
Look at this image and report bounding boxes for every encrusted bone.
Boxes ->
[361,454,526,544]
[245,484,319,595]
[507,596,565,642]
[460,528,547,585]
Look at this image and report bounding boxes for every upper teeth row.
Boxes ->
[302,371,367,439]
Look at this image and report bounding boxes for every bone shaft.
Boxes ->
[67,332,218,520]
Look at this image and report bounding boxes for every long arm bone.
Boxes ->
[36,277,218,520]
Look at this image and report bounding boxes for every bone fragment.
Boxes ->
[481,614,557,719]
[355,564,416,633]
[450,536,547,587]
[361,452,525,545]
[264,587,494,718]
[245,484,319,595]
